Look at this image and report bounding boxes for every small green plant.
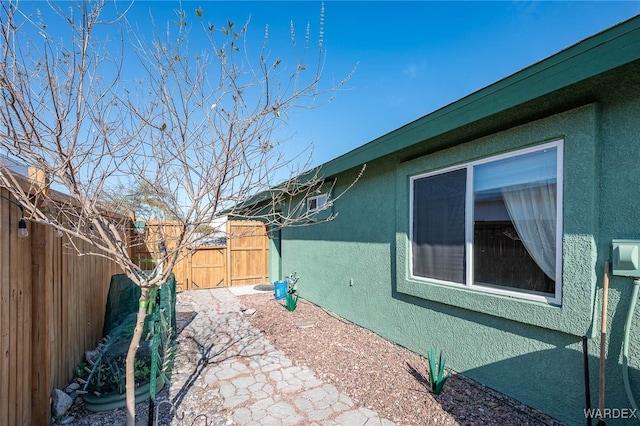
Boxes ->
[428,348,451,395]
[284,290,299,311]
[134,358,151,385]
[74,361,89,380]
[282,272,299,312]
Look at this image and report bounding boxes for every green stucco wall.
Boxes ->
[268,227,282,283]
[275,75,640,425]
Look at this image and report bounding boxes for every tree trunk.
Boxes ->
[126,287,150,426]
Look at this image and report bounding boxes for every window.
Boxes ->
[307,193,328,213]
[410,141,562,303]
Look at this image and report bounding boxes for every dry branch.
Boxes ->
[0,1,358,423]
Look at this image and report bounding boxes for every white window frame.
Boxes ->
[409,140,563,305]
[307,193,329,213]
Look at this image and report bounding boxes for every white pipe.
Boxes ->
[622,278,640,412]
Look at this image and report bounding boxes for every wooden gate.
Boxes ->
[227,220,269,287]
[174,220,268,291]
[175,246,227,290]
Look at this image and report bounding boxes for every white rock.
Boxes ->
[64,382,80,393]
[51,389,73,417]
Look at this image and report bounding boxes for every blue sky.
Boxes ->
[21,1,640,170]
[294,1,640,167]
[185,1,638,168]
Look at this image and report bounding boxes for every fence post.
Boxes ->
[30,223,52,425]
[27,167,50,208]
[27,168,53,425]
[225,220,232,287]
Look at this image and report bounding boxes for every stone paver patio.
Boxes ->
[170,287,395,426]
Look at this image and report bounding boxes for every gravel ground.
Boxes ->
[65,289,565,425]
[239,293,566,426]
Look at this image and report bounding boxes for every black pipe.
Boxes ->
[148,398,155,426]
[583,335,593,426]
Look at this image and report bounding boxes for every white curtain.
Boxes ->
[502,182,557,280]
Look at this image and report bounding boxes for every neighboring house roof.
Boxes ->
[315,14,640,178]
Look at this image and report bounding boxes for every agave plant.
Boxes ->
[428,347,452,395]
[282,272,299,312]
[284,290,299,311]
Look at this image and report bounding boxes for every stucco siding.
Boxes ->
[274,68,640,425]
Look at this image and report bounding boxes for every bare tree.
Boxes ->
[0,1,359,423]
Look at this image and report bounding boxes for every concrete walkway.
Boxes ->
[171,287,395,426]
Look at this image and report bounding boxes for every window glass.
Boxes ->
[412,169,466,283]
[410,143,560,301]
[307,193,328,213]
[474,148,557,192]
[474,148,557,295]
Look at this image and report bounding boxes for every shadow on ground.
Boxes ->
[153,306,271,425]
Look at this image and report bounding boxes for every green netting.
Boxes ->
[102,273,177,337]
[81,273,176,404]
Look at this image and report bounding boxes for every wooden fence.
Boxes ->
[136,220,270,291]
[0,188,123,425]
[1,182,269,424]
